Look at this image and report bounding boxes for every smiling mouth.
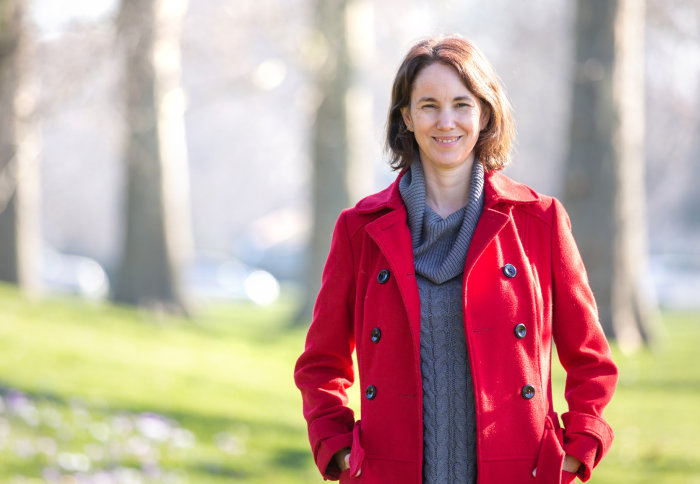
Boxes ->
[433,136,461,144]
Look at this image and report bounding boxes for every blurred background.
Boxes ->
[0,0,699,483]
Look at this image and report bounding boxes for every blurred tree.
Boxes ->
[294,0,353,325]
[113,0,192,313]
[0,0,40,290]
[565,0,657,350]
[648,0,700,231]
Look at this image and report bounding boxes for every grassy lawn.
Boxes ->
[0,282,698,482]
[566,311,700,483]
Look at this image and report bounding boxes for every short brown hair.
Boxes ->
[386,36,515,171]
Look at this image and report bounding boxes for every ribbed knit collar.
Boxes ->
[399,158,485,284]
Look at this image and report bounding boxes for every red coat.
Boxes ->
[295,170,617,484]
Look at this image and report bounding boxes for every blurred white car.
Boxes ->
[42,248,110,300]
[40,249,281,306]
[184,252,280,305]
[647,252,700,310]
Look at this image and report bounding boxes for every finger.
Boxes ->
[532,467,536,477]
[353,468,362,477]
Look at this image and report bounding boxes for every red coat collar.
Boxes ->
[355,168,540,215]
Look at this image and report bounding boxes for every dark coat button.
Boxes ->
[503,264,517,278]
[521,384,536,400]
[365,385,377,400]
[377,269,390,284]
[514,323,527,339]
[370,328,382,343]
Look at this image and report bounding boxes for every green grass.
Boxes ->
[0,282,698,482]
[0,284,318,483]
[563,312,700,483]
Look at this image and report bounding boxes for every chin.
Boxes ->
[434,157,474,169]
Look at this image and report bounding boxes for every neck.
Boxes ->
[421,158,475,219]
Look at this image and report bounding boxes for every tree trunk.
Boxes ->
[565,0,657,351]
[113,0,192,314]
[294,0,353,325]
[0,0,40,291]
[684,91,700,229]
[345,0,375,204]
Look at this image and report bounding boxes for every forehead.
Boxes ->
[411,62,472,98]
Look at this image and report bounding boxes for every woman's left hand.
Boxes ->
[532,454,582,477]
[562,455,582,473]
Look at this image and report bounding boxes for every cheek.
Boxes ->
[456,113,480,130]
[472,111,486,129]
[409,113,428,130]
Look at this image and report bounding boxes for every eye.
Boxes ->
[455,102,472,109]
[420,103,437,109]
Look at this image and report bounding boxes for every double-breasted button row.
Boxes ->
[377,269,391,284]
[503,263,530,400]
[367,326,381,397]
[516,315,533,400]
[505,263,526,338]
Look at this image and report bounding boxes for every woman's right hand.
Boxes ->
[334,448,351,471]
[334,448,361,476]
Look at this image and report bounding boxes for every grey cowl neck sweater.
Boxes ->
[399,158,484,484]
[399,158,485,283]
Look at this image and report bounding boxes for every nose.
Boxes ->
[436,108,456,130]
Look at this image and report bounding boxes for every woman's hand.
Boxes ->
[334,448,351,471]
[562,454,582,473]
[334,448,361,477]
[532,454,582,477]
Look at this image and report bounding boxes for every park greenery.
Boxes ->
[0,283,698,483]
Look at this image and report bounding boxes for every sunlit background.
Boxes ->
[24,0,700,308]
[1,0,699,482]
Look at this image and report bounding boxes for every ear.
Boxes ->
[401,107,413,132]
[479,104,490,132]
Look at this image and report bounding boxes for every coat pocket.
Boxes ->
[535,415,566,484]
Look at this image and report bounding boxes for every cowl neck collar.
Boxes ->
[399,158,485,284]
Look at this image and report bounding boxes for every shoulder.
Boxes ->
[339,172,406,236]
[354,183,396,214]
[485,170,570,228]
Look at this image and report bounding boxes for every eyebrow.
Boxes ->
[416,95,474,103]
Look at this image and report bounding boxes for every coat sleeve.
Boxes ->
[294,210,356,481]
[549,198,618,482]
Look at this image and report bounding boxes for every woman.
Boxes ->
[294,36,617,484]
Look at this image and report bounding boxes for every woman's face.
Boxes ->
[401,62,487,172]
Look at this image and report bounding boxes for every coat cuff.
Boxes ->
[562,412,614,482]
[316,432,353,481]
[563,433,599,481]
